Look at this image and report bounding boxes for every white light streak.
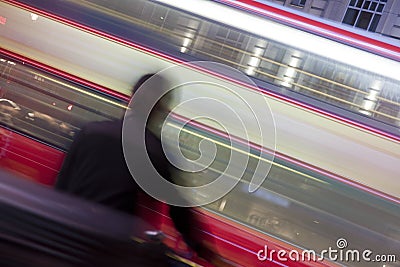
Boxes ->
[155,0,400,81]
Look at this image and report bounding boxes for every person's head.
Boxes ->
[131,73,174,135]
[132,74,155,95]
[132,73,175,111]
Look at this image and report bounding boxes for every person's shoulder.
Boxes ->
[82,120,122,137]
[144,129,159,145]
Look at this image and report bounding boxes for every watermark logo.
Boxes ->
[122,61,276,207]
[257,238,397,264]
[335,238,348,249]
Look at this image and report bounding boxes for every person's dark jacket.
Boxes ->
[56,120,138,213]
[55,120,212,261]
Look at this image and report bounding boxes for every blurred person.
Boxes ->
[56,74,232,267]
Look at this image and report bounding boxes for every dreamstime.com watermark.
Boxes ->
[256,238,398,264]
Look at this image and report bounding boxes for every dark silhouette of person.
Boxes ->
[55,74,230,267]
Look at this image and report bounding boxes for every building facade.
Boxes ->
[260,0,400,40]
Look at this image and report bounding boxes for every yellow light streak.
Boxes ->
[167,123,328,185]
[32,72,128,109]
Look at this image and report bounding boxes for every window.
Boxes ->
[356,11,373,29]
[343,8,359,25]
[342,0,386,32]
[0,54,126,150]
[369,14,381,32]
[290,0,306,7]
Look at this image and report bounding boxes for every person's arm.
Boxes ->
[55,127,85,191]
[169,205,210,256]
[169,206,236,267]
[146,130,234,266]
